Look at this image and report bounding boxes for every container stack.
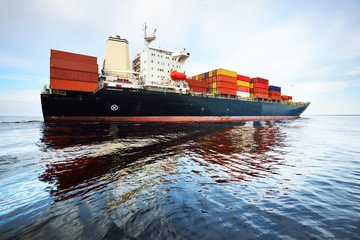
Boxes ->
[185,79,207,93]
[236,74,250,98]
[188,68,238,96]
[250,77,269,99]
[50,49,99,92]
[268,85,281,101]
[213,69,237,96]
[188,69,294,101]
[281,95,293,102]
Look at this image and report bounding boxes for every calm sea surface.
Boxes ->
[0,116,359,239]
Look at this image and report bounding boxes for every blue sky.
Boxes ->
[1,0,359,116]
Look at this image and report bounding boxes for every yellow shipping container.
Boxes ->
[213,82,216,89]
[195,75,199,80]
[209,71,213,77]
[250,83,254,88]
[216,68,237,78]
[237,80,250,87]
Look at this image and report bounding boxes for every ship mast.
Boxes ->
[143,22,156,48]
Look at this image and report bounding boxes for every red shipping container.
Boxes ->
[281,95,292,100]
[50,68,98,82]
[251,88,268,94]
[212,70,217,76]
[216,81,236,89]
[50,57,98,73]
[206,78,213,84]
[252,82,268,89]
[236,86,250,92]
[250,77,269,85]
[185,79,207,88]
[190,86,207,93]
[269,95,281,101]
[269,90,281,96]
[253,93,268,99]
[236,74,250,82]
[214,75,237,84]
[218,87,237,96]
[51,49,97,64]
[50,79,98,92]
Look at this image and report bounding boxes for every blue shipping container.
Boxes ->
[269,85,281,92]
[205,72,209,78]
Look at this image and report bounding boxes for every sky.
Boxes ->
[0,0,359,116]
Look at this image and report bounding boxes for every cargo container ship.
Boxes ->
[41,24,310,122]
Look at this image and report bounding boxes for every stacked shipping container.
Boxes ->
[214,69,237,95]
[186,69,292,101]
[250,77,269,99]
[236,74,250,98]
[50,50,99,92]
[268,85,281,101]
[187,68,238,96]
[185,79,207,93]
[281,95,293,102]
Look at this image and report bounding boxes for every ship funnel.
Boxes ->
[103,36,130,78]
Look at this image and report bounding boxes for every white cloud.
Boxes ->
[344,68,360,76]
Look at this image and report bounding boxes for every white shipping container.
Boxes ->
[236,91,250,98]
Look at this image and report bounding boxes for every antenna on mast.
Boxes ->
[143,22,156,48]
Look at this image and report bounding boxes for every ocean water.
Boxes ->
[0,116,359,239]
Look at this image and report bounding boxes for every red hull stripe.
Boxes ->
[45,116,299,122]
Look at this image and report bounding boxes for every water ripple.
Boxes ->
[0,117,360,239]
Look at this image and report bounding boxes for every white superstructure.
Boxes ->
[100,24,190,93]
[132,46,189,92]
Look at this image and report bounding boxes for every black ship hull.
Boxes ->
[41,87,309,122]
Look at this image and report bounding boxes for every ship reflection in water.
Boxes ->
[37,120,297,239]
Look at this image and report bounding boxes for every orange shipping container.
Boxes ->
[50,68,98,82]
[50,57,98,73]
[190,86,207,93]
[214,75,237,84]
[269,95,281,101]
[50,79,98,92]
[251,88,268,94]
[208,77,214,84]
[251,93,268,99]
[281,95,293,100]
[218,87,237,96]
[51,49,97,64]
[252,82,268,89]
[269,90,281,96]
[216,81,236,89]
[185,79,207,88]
[236,86,250,92]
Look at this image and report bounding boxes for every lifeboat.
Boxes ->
[170,70,187,80]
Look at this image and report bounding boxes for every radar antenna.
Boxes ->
[143,22,156,48]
